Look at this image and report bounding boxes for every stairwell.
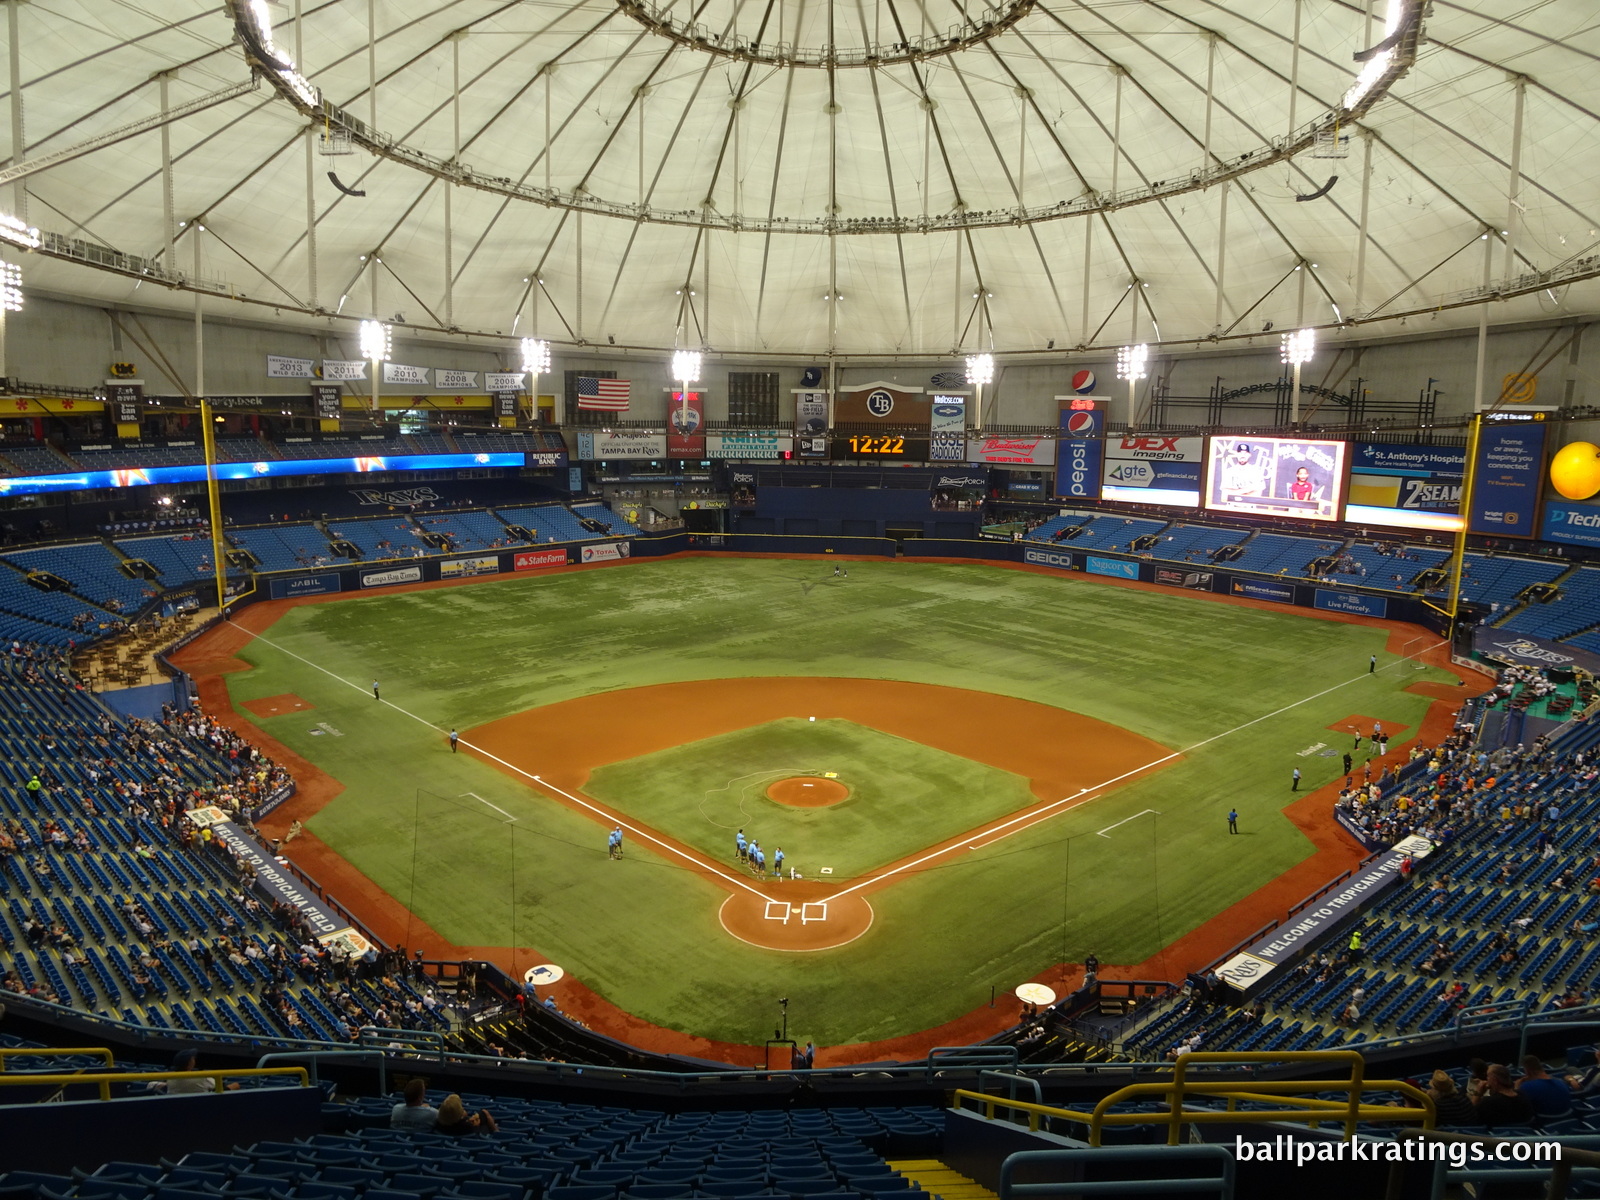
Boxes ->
[888,1160,999,1200]
[1494,562,1580,628]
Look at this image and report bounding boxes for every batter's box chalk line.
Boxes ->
[800,902,828,924]
[763,900,792,924]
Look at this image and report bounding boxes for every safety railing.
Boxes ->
[954,1051,1434,1147]
[999,1146,1236,1199]
[0,1047,115,1071]
[928,1045,1019,1080]
[257,1049,387,1095]
[977,1069,1042,1108]
[0,1066,308,1101]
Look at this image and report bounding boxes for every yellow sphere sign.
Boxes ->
[1551,441,1600,500]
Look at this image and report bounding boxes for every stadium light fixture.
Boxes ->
[521,338,550,425]
[1281,328,1315,423]
[360,319,390,414]
[966,353,994,429]
[1116,343,1149,425]
[234,0,319,109]
[0,260,18,385]
[1344,0,1405,111]
[0,213,40,250]
[673,349,702,432]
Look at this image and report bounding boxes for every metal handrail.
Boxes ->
[977,1069,1043,1108]
[0,1066,309,1101]
[999,1146,1236,1199]
[256,1049,386,1094]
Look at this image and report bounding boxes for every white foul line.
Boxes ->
[463,792,516,823]
[233,618,1443,912]
[820,640,1447,903]
[1096,808,1161,838]
[231,624,769,900]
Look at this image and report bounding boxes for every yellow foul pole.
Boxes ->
[1431,412,1483,637]
[199,398,228,613]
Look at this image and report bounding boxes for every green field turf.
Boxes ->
[224,557,1456,1047]
[584,717,1038,880]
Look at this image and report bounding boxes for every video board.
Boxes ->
[1203,436,1347,523]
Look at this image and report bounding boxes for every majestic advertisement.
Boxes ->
[1086,556,1138,579]
[269,573,341,599]
[1101,435,1204,507]
[576,431,668,460]
[0,452,528,498]
[930,395,967,463]
[667,390,705,458]
[361,566,423,588]
[580,542,633,563]
[1055,404,1102,499]
[969,436,1057,467]
[514,548,569,570]
[1345,441,1465,532]
[707,433,792,460]
[1154,567,1213,590]
[440,555,501,578]
[1314,589,1389,618]
[1469,420,1548,537]
[1230,578,1295,603]
[1541,501,1600,548]
[1204,435,1348,523]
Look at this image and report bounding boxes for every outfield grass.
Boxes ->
[224,557,1455,1046]
[584,717,1038,880]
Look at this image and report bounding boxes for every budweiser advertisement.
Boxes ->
[966,436,1056,466]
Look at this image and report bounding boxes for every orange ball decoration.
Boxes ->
[1551,441,1600,501]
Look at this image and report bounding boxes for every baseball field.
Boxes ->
[182,554,1459,1056]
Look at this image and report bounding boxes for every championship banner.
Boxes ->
[383,362,431,386]
[795,391,828,435]
[1469,419,1547,537]
[667,391,705,458]
[312,384,343,420]
[970,436,1057,466]
[440,555,500,578]
[485,372,527,392]
[515,548,568,570]
[836,381,929,424]
[266,355,316,379]
[321,359,367,382]
[492,390,518,419]
[580,542,632,563]
[435,369,478,390]
[930,395,967,462]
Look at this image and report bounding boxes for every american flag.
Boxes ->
[577,377,631,411]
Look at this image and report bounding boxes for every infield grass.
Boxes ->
[224,556,1454,1047]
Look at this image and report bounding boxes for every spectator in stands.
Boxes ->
[1516,1055,1576,1118]
[435,1092,498,1134]
[1468,1063,1534,1126]
[391,1078,439,1129]
[1425,1071,1477,1126]
[152,1047,240,1094]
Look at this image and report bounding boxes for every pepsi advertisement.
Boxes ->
[1468,420,1547,538]
[1055,402,1103,500]
[0,451,527,498]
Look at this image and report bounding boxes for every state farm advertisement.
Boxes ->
[514,548,569,570]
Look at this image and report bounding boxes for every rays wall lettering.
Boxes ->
[1489,638,1573,665]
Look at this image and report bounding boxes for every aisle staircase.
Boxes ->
[889,1160,998,1200]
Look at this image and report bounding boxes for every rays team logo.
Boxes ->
[1064,410,1098,435]
[865,389,895,417]
[670,403,702,435]
[1071,369,1097,395]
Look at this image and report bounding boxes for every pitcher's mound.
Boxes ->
[767,776,849,807]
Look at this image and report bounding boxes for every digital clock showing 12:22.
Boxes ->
[846,435,905,455]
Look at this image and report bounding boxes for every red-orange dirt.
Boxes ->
[241,693,313,717]
[719,885,874,951]
[169,556,1474,1065]
[767,776,849,807]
